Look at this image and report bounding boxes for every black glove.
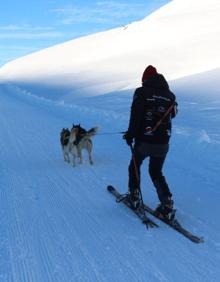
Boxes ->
[123,131,133,146]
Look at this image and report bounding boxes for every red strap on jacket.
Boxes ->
[150,102,176,133]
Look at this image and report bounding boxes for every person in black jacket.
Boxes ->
[123,65,178,219]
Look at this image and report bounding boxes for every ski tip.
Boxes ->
[197,237,205,244]
[189,235,204,244]
[107,185,114,192]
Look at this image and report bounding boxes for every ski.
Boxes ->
[107,185,158,228]
[107,185,203,243]
[143,203,204,243]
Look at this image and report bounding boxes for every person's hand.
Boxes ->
[123,131,133,146]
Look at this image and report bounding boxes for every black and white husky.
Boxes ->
[60,124,98,166]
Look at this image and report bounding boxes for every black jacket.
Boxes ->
[128,74,177,144]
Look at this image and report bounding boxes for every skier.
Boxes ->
[123,65,178,219]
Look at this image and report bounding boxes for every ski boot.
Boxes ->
[155,198,175,221]
[117,189,141,210]
[127,189,141,210]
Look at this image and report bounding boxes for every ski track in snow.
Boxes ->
[0,84,220,281]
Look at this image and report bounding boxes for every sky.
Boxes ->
[0,0,170,67]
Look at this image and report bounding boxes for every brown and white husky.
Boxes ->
[60,124,98,166]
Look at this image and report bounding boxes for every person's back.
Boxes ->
[128,71,176,145]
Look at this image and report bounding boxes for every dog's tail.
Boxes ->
[85,126,99,138]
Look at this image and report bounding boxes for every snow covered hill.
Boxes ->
[0,0,220,281]
[0,0,220,99]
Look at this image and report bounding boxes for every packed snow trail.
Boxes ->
[0,84,220,282]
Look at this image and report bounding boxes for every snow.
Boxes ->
[0,0,220,98]
[0,0,220,281]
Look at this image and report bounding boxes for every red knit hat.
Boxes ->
[142,65,157,82]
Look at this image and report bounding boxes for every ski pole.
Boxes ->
[129,145,144,206]
[130,145,152,228]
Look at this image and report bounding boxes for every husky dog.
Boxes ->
[60,124,98,166]
[71,124,98,165]
[60,128,71,163]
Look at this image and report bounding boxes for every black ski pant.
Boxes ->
[128,142,172,204]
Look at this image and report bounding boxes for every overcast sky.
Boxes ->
[0,0,169,66]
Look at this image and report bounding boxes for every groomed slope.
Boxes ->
[1,72,220,281]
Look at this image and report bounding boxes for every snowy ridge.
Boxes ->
[0,0,220,99]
